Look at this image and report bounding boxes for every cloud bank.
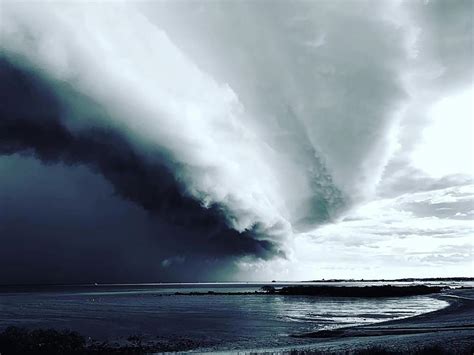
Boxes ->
[0,0,471,282]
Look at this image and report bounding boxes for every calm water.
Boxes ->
[0,282,454,350]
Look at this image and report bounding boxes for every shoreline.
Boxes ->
[230,287,474,354]
[1,287,472,354]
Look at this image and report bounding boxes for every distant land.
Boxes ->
[303,277,474,282]
[0,277,473,287]
[174,285,447,298]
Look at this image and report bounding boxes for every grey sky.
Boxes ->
[0,0,472,282]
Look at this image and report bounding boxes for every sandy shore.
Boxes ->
[225,288,474,354]
[1,287,472,354]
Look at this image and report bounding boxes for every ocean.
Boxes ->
[0,282,458,351]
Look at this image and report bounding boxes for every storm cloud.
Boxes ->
[0,58,283,282]
[0,0,472,282]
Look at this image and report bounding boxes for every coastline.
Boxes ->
[229,288,474,354]
[1,286,472,354]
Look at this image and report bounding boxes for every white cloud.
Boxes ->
[235,183,473,280]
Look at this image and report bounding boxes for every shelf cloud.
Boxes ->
[0,0,471,282]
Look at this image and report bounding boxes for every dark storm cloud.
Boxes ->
[1,0,471,281]
[0,58,283,283]
[0,155,271,283]
[0,0,414,241]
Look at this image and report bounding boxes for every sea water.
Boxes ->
[0,282,453,350]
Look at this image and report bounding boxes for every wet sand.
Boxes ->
[237,288,474,354]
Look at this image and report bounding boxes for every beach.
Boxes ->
[0,284,472,354]
[255,287,474,354]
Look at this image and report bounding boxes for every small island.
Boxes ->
[172,285,445,297]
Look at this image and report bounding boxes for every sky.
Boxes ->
[0,0,472,283]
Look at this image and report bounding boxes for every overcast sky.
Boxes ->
[0,0,472,283]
